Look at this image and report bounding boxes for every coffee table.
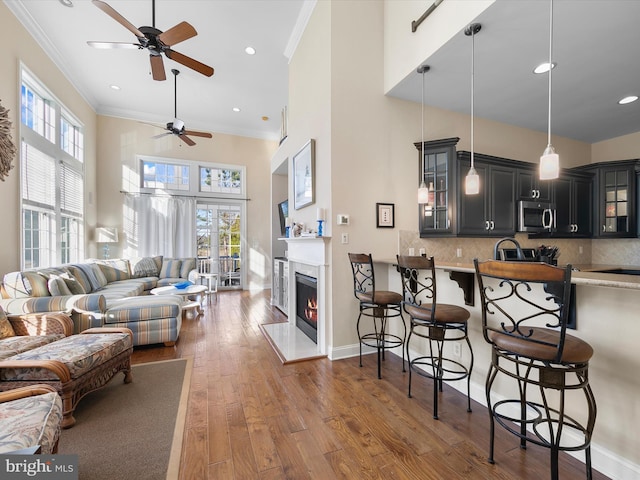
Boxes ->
[150,285,207,319]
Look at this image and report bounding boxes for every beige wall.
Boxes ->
[592,130,640,163]
[96,115,277,290]
[0,2,97,275]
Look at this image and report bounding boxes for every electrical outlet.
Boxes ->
[579,246,583,254]
[453,343,462,357]
[409,248,415,256]
[341,233,349,244]
[456,247,462,258]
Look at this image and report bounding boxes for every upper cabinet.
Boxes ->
[517,168,552,202]
[581,160,640,238]
[415,139,640,240]
[551,172,593,238]
[416,138,459,237]
[457,152,516,237]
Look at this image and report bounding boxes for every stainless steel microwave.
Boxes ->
[518,200,555,232]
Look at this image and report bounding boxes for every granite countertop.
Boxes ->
[377,258,640,290]
[434,261,640,290]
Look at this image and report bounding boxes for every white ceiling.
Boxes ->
[388,0,640,144]
[7,0,640,145]
[6,0,310,141]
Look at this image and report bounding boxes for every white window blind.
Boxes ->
[21,142,56,209]
[60,163,83,215]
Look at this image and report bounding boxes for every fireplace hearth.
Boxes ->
[295,272,318,343]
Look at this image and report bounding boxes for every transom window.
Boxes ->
[200,167,242,194]
[142,161,190,191]
[139,156,245,198]
[20,67,84,269]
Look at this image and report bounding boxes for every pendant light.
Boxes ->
[464,23,481,195]
[417,64,430,204]
[540,0,560,180]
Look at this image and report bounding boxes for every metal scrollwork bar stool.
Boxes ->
[348,253,406,379]
[397,255,473,420]
[474,259,597,480]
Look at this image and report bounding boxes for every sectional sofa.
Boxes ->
[0,256,197,347]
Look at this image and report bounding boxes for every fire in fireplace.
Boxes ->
[295,272,318,343]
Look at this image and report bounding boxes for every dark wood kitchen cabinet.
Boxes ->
[517,168,552,202]
[415,138,460,237]
[581,160,640,238]
[552,172,593,237]
[457,152,516,237]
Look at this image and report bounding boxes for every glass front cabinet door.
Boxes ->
[591,160,639,238]
[415,137,459,237]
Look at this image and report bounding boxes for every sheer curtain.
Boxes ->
[124,195,196,258]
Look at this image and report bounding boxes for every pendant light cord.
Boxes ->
[547,0,554,147]
[421,68,425,183]
[471,27,475,169]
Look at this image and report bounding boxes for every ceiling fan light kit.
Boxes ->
[149,68,212,147]
[89,0,214,81]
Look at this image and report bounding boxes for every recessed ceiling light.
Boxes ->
[533,62,557,74]
[109,84,120,90]
[262,116,269,121]
[232,107,241,112]
[245,46,256,55]
[59,0,73,6]
[618,95,638,105]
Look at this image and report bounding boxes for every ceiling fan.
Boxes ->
[87,0,214,81]
[151,69,212,146]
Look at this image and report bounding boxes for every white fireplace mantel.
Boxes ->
[282,236,330,355]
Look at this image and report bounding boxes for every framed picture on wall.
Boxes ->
[376,203,395,228]
[293,139,315,210]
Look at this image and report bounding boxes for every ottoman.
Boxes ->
[0,328,133,428]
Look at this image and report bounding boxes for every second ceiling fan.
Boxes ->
[88,0,214,81]
[152,69,212,146]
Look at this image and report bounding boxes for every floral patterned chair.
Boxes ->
[0,384,63,454]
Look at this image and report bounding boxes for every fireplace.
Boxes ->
[295,272,318,343]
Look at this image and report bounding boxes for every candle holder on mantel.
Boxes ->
[317,220,324,237]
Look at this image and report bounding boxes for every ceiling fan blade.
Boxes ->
[178,134,196,146]
[166,49,214,77]
[184,130,213,138]
[152,132,171,139]
[92,0,144,38]
[157,21,197,46]
[150,54,166,81]
[87,41,140,49]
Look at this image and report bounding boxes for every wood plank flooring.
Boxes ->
[131,290,610,480]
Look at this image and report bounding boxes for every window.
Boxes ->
[200,167,242,194]
[139,156,245,198]
[20,68,84,268]
[142,160,190,190]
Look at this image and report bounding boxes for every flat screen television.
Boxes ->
[278,199,288,235]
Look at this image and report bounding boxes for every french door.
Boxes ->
[196,202,244,290]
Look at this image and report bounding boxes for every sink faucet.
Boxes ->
[493,237,525,261]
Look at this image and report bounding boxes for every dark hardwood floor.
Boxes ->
[131,289,609,480]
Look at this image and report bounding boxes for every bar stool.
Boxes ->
[474,259,596,480]
[348,253,406,379]
[396,255,473,420]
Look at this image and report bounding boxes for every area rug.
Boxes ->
[59,357,192,480]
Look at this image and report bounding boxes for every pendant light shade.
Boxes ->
[540,0,560,180]
[464,23,481,195]
[465,165,480,195]
[417,64,430,204]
